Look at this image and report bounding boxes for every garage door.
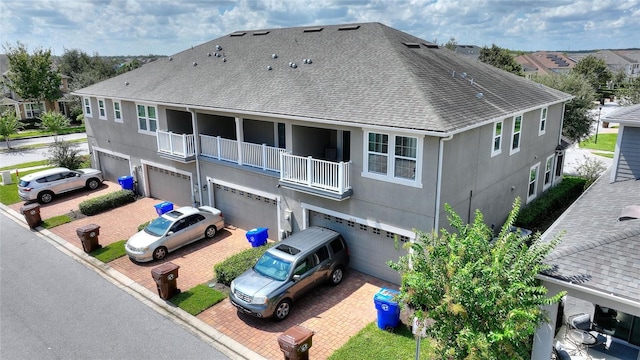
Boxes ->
[309,210,408,284]
[146,165,192,207]
[97,151,130,182]
[213,183,278,236]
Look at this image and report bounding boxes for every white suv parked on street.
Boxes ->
[18,167,103,204]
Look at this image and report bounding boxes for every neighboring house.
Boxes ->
[0,54,72,120]
[452,44,483,60]
[613,49,640,80]
[515,51,576,78]
[569,49,640,82]
[532,104,640,359]
[73,22,572,284]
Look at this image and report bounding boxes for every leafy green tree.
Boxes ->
[444,37,458,51]
[46,139,83,169]
[533,73,597,142]
[39,110,71,138]
[0,109,24,149]
[618,77,640,105]
[58,48,118,91]
[2,42,61,102]
[390,199,564,360]
[478,44,523,76]
[572,55,612,92]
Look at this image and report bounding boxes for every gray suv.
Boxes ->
[229,226,349,321]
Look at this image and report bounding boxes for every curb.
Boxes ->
[0,202,267,360]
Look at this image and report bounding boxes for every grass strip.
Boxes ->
[91,240,127,263]
[42,214,73,229]
[170,284,227,315]
[579,133,616,152]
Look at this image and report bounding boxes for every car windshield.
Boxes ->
[144,217,174,237]
[254,252,291,281]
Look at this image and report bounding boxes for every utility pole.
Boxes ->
[595,106,602,144]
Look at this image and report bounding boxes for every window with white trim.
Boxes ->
[364,131,421,186]
[113,101,123,123]
[510,115,522,155]
[543,155,553,190]
[98,98,107,120]
[137,104,157,133]
[527,163,539,203]
[492,121,503,156]
[83,97,92,117]
[539,107,547,135]
[24,102,44,118]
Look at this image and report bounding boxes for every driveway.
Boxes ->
[9,181,394,359]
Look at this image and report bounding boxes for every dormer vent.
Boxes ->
[253,31,269,36]
[230,32,246,37]
[338,25,360,31]
[303,27,323,33]
[422,42,439,49]
[403,42,421,48]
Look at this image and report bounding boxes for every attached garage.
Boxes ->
[211,182,278,237]
[96,150,130,182]
[145,165,192,207]
[309,210,408,284]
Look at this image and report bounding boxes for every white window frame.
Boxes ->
[510,115,522,155]
[24,102,44,118]
[538,107,547,136]
[491,120,503,157]
[136,103,158,134]
[543,155,554,190]
[527,163,540,203]
[97,98,107,120]
[83,97,92,117]
[362,130,423,187]
[113,100,123,123]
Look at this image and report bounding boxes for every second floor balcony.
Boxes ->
[157,130,196,162]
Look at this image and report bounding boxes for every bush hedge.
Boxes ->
[515,176,586,232]
[79,190,136,216]
[214,244,273,286]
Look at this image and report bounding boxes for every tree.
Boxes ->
[444,37,458,51]
[390,199,564,360]
[478,44,523,76]
[533,73,597,142]
[572,55,612,92]
[39,110,71,138]
[2,42,61,102]
[58,48,119,91]
[0,109,24,149]
[46,139,83,169]
[618,77,640,105]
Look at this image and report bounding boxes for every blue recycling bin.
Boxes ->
[154,201,173,216]
[118,175,134,191]
[374,288,400,331]
[246,227,268,247]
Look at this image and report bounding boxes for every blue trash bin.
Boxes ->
[246,227,268,247]
[374,288,400,331]
[154,201,173,216]
[118,175,134,191]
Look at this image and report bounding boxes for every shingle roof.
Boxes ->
[602,103,640,125]
[74,23,571,133]
[542,171,640,302]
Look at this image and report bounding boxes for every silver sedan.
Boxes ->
[126,206,224,262]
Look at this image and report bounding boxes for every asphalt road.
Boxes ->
[0,213,230,360]
[0,134,89,168]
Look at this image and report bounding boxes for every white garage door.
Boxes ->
[213,183,278,237]
[97,151,130,182]
[309,210,408,284]
[146,165,192,207]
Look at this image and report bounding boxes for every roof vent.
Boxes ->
[207,52,211,57]
[303,58,312,64]
[222,57,226,62]
[303,27,323,33]
[169,57,173,61]
[619,205,640,221]
[461,72,467,78]
[338,25,360,31]
[476,92,484,99]
[253,31,269,36]
[289,62,297,68]
[452,70,455,77]
[422,42,439,49]
[215,45,222,51]
[125,81,129,86]
[267,65,272,71]
[230,32,246,37]
[403,42,421,48]
[193,62,197,66]
[272,54,278,59]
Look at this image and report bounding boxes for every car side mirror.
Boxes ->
[167,231,174,236]
[293,274,301,282]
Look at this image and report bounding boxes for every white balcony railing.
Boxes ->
[200,135,285,172]
[157,130,195,157]
[280,153,351,195]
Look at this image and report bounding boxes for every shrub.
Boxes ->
[79,190,136,216]
[214,244,273,286]
[515,176,586,232]
[138,220,151,232]
[46,139,83,169]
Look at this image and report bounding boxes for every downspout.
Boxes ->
[552,102,567,187]
[187,107,203,206]
[434,134,454,234]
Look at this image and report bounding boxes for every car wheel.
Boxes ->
[329,266,344,285]
[152,246,168,261]
[37,191,54,204]
[86,178,100,190]
[204,225,217,239]
[273,299,291,321]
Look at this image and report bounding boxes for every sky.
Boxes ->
[1,0,639,57]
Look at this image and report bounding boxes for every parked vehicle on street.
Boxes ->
[126,206,224,262]
[18,167,103,204]
[229,226,349,321]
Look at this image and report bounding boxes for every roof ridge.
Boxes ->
[546,228,640,261]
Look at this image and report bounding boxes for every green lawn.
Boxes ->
[170,284,227,315]
[579,133,616,152]
[91,240,128,263]
[7,126,85,140]
[42,214,73,229]
[0,160,49,171]
[0,167,55,205]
